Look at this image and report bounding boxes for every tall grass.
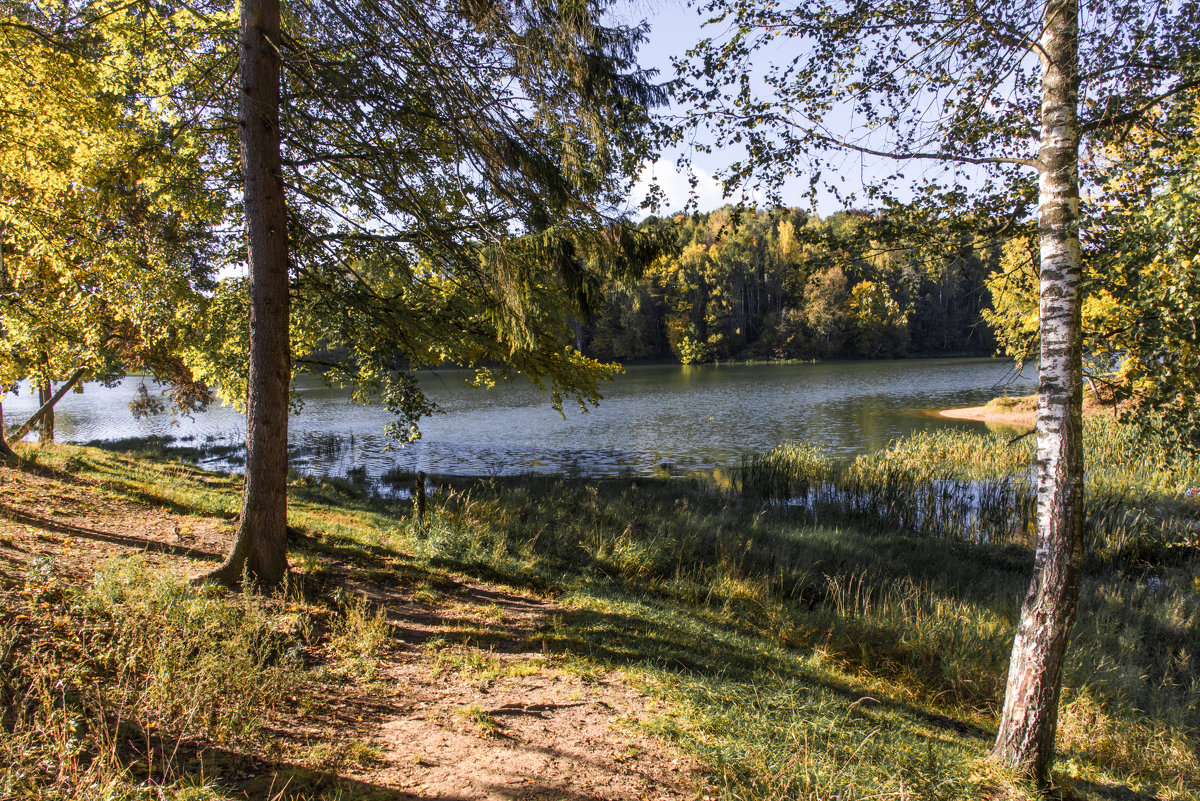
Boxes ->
[9,440,1196,799]
[1,557,305,800]
[740,418,1200,568]
[407,472,1200,797]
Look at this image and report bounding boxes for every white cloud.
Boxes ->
[628,160,730,216]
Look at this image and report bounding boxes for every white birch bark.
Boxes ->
[991,0,1085,786]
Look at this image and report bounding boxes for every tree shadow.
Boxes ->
[0,502,225,560]
[545,602,994,744]
[12,452,238,521]
[117,739,441,801]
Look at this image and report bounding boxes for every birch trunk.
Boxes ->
[203,0,291,585]
[37,379,54,444]
[990,0,1084,786]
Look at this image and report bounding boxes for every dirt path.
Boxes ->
[368,633,703,800]
[0,457,709,800]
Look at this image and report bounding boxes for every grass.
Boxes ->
[740,417,1200,569]
[3,437,1198,800]
[452,704,502,737]
[409,476,1197,799]
[1,556,308,800]
[327,594,391,681]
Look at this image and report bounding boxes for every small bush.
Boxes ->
[328,593,391,680]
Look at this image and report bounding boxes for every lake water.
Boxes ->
[3,358,1034,480]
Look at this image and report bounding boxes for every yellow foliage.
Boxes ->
[0,2,233,389]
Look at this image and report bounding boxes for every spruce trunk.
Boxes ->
[204,0,291,586]
[991,0,1084,787]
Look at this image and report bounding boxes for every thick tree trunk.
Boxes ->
[203,0,291,586]
[991,0,1083,788]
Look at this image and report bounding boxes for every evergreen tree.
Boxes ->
[195,0,666,583]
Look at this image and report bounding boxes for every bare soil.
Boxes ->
[936,400,1037,428]
[0,457,709,800]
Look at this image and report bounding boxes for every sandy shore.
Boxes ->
[936,404,1036,428]
[936,391,1121,429]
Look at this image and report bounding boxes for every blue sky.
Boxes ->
[623,0,875,217]
[622,0,988,220]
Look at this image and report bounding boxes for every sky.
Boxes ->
[621,0,872,218]
[621,0,1006,220]
[622,0,786,216]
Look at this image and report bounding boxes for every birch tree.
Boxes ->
[678,0,1200,786]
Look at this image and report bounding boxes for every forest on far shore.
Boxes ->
[583,206,1001,364]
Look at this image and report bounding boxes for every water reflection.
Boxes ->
[3,358,1034,479]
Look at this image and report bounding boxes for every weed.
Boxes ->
[413,580,441,604]
[2,556,305,799]
[429,644,542,681]
[301,738,384,771]
[739,418,1200,570]
[453,704,501,737]
[409,473,1198,798]
[328,595,390,681]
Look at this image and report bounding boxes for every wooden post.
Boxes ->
[415,470,427,523]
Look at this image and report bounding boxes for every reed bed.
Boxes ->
[739,419,1200,569]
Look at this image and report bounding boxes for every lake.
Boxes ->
[3,358,1034,480]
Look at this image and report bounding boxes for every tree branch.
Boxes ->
[10,367,87,442]
[1080,77,1200,135]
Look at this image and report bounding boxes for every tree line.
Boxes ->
[585,206,999,364]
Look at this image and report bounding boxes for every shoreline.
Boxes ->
[936,404,1035,428]
[936,391,1121,429]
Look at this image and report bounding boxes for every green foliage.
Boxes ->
[176,0,668,438]
[1,556,305,799]
[984,122,1200,451]
[1089,104,1200,448]
[674,332,712,365]
[4,0,667,439]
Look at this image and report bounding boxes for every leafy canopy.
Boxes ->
[184,0,667,439]
[0,0,234,411]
